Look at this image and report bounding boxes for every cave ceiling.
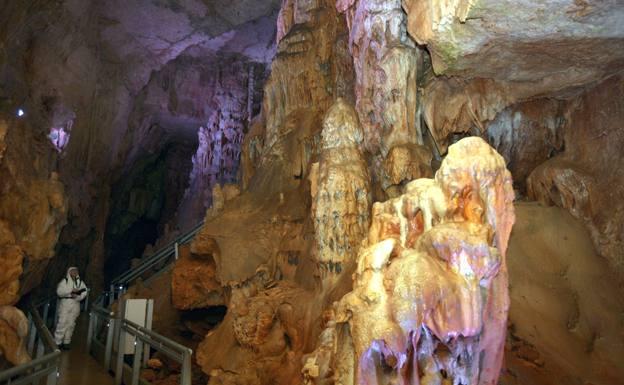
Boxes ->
[95,0,280,91]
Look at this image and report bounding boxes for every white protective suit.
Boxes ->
[54,267,88,345]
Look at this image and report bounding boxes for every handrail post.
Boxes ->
[86,311,95,353]
[114,323,124,385]
[114,300,127,385]
[131,337,144,385]
[109,284,115,307]
[42,303,50,329]
[181,349,192,385]
[46,362,59,385]
[105,316,115,370]
[84,289,90,312]
[27,317,37,356]
[143,300,154,367]
[36,337,45,358]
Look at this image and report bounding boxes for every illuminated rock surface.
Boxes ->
[303,137,514,385]
[0,116,67,367]
[0,306,30,366]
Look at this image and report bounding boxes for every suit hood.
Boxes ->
[66,267,79,280]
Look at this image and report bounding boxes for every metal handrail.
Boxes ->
[118,317,193,385]
[0,303,61,385]
[111,220,204,287]
[87,302,192,385]
[84,221,203,383]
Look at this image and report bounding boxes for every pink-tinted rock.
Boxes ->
[337,0,431,191]
[304,137,514,385]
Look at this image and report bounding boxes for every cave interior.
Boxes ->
[0,1,623,385]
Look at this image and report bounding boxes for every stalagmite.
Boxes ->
[313,98,371,286]
[304,137,514,385]
[337,0,432,191]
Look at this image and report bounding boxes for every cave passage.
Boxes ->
[103,140,194,283]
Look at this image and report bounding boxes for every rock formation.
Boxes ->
[303,137,514,385]
[0,115,67,366]
[313,99,371,286]
[503,202,624,385]
[172,244,224,311]
[339,0,432,192]
[0,306,30,366]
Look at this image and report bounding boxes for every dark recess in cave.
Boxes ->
[103,140,194,283]
[179,306,228,341]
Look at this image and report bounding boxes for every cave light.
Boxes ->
[16,108,25,117]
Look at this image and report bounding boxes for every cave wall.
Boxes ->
[0,114,66,365]
[528,74,624,281]
[503,202,624,385]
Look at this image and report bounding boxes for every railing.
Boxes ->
[112,221,204,286]
[87,302,192,385]
[0,300,61,385]
[1,220,203,385]
[86,221,202,384]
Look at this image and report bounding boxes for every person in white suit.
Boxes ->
[54,267,87,349]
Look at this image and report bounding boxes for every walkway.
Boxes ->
[57,314,114,385]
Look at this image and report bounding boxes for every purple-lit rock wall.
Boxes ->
[126,54,267,229]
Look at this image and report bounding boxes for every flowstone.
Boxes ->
[303,137,514,385]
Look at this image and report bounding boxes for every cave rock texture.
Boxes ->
[303,137,514,385]
[0,116,66,366]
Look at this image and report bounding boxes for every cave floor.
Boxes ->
[57,314,114,385]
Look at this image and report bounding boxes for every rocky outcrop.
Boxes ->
[194,4,363,384]
[172,245,224,311]
[303,137,514,385]
[486,99,565,191]
[0,117,67,299]
[0,115,66,367]
[528,75,624,279]
[264,0,354,168]
[405,0,624,155]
